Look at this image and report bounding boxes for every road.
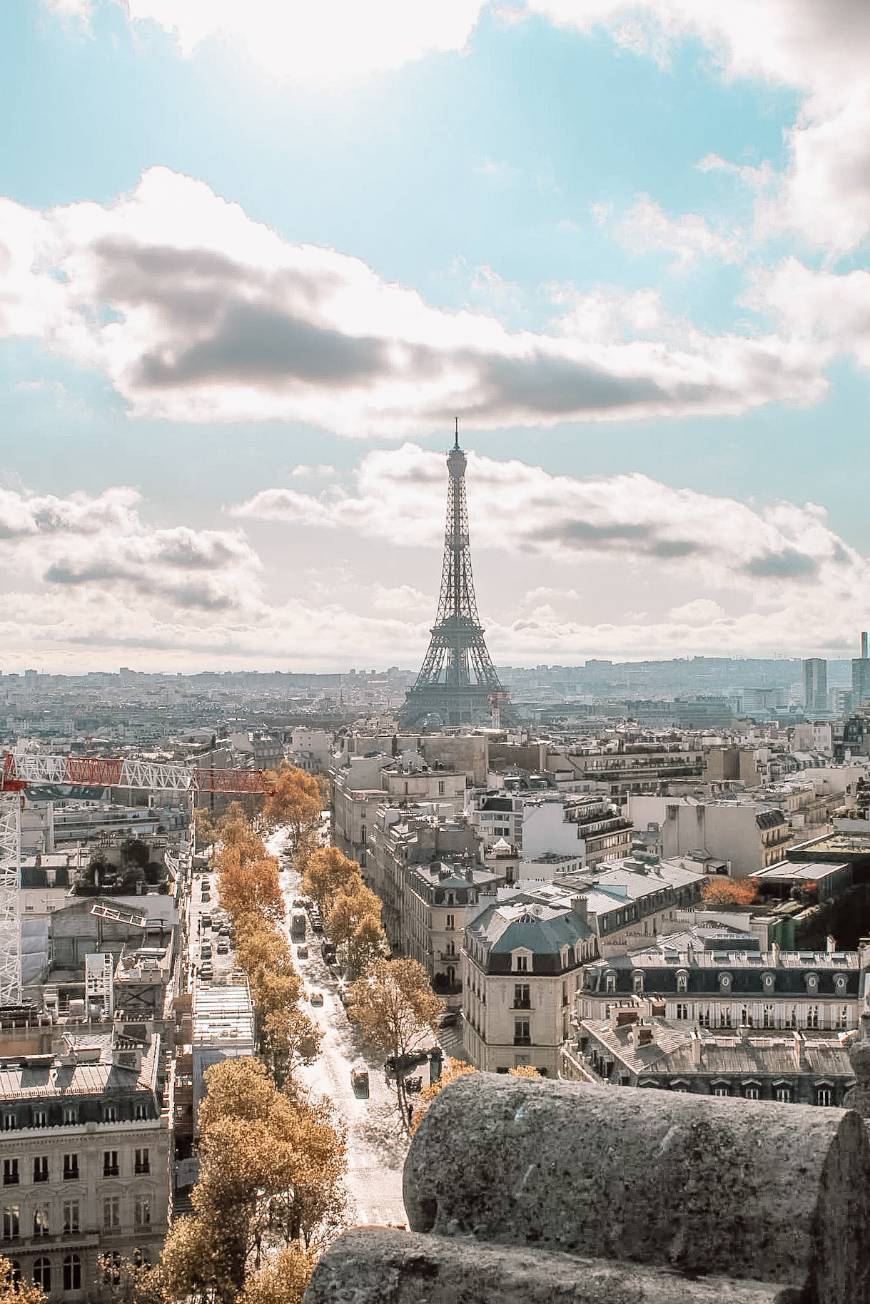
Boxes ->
[266,825,409,1226]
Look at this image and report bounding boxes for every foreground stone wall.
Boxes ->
[306,1074,870,1304]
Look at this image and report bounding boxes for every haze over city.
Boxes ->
[3,2,870,673]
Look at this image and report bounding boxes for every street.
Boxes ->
[266,826,409,1226]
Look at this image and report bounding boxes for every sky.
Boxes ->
[2,0,870,673]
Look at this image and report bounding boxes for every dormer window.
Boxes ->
[605,970,617,995]
[633,972,644,995]
[560,947,570,970]
[805,972,819,994]
[834,973,847,995]
[513,951,531,974]
[718,972,732,993]
[762,972,775,993]
[676,970,688,994]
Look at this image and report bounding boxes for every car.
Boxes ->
[311,917,324,933]
[337,985,352,1008]
[200,965,213,980]
[296,945,308,959]
[384,1050,431,1078]
[202,914,213,927]
[216,942,229,955]
[436,1010,460,1028]
[310,991,324,1006]
[201,945,213,958]
[350,1061,369,1094]
[293,898,306,908]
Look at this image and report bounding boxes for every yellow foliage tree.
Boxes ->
[218,849,284,923]
[349,958,441,1131]
[326,881,389,976]
[0,1257,44,1304]
[262,765,322,845]
[302,847,362,916]
[236,1245,315,1304]
[701,876,759,908]
[193,807,219,853]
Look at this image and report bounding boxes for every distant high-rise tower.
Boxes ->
[862,631,869,659]
[399,423,509,728]
[803,657,827,714]
[853,632,870,709]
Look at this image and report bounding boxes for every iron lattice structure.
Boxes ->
[400,426,510,727]
[0,798,21,1005]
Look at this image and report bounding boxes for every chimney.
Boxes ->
[571,896,588,925]
[615,1009,639,1029]
[771,941,781,966]
[793,1030,806,1072]
[826,934,837,953]
[636,1025,654,1048]
[691,1027,701,1068]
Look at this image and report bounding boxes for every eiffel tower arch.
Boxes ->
[399,424,511,728]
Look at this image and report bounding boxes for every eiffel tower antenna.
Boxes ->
[399,423,510,727]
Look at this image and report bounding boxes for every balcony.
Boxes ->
[512,1001,532,1011]
[513,1036,532,1046]
[103,1166,119,1178]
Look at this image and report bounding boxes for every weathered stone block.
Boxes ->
[403,1075,870,1304]
[305,1227,799,1304]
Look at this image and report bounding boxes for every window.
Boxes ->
[762,1004,775,1029]
[774,1084,792,1103]
[514,1019,531,1046]
[712,1085,730,1097]
[2,1206,19,1240]
[744,1084,760,1100]
[788,1007,798,1029]
[33,1156,48,1184]
[134,1148,150,1175]
[633,972,644,995]
[33,1205,50,1238]
[698,1007,710,1028]
[445,913,455,930]
[676,970,688,994]
[605,971,616,995]
[33,1258,50,1293]
[740,1006,752,1027]
[103,1150,119,1177]
[134,1102,148,1120]
[62,1106,77,1125]
[103,1196,120,1229]
[102,1253,121,1285]
[817,1086,833,1107]
[513,984,530,1010]
[675,1003,689,1020]
[438,781,445,796]
[103,1105,118,1123]
[63,1200,80,1234]
[6,1262,20,1286]
[32,1109,47,1128]
[2,1115,15,1132]
[838,1006,849,1029]
[718,1008,732,1028]
[514,954,529,973]
[2,1161,18,1187]
[806,1005,820,1030]
[134,1195,151,1228]
[63,1153,79,1181]
[63,1254,81,1293]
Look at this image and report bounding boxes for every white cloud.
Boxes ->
[232,444,867,600]
[0,168,834,434]
[290,464,337,479]
[746,258,870,369]
[94,0,486,84]
[613,194,744,268]
[668,598,727,624]
[369,584,432,615]
[528,0,870,254]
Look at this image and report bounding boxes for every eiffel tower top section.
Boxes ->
[399,421,510,728]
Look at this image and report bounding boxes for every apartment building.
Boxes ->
[403,861,502,1005]
[561,1009,856,1106]
[576,926,864,1032]
[332,753,468,868]
[467,791,633,866]
[544,740,704,798]
[0,1031,170,1300]
[629,794,794,874]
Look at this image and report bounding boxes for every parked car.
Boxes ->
[311,917,324,933]
[201,944,213,959]
[351,1061,369,1094]
[293,898,306,908]
[296,945,308,959]
[404,1075,423,1095]
[384,1050,430,1078]
[202,914,213,927]
[200,964,213,980]
[310,991,324,1007]
[436,1010,460,1028]
[217,942,229,955]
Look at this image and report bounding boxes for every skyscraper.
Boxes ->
[803,658,827,714]
[852,632,870,709]
[399,424,509,727]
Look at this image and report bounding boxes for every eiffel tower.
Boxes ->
[399,422,510,728]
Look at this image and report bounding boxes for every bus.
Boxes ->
[290,913,307,942]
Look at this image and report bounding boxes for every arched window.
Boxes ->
[762,971,775,993]
[633,971,644,995]
[804,972,819,994]
[63,1254,81,1292]
[6,1261,21,1285]
[676,970,688,994]
[605,971,616,995]
[834,973,848,995]
[102,1253,122,1285]
[33,1258,51,1293]
[718,972,732,993]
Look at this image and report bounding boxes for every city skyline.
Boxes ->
[3,2,870,671]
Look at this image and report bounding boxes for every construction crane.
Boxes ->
[0,752,271,1006]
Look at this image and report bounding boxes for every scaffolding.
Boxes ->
[0,797,21,1005]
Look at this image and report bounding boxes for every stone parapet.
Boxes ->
[305,1073,870,1304]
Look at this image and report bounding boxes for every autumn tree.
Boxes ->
[326,880,389,976]
[702,876,759,908]
[302,847,362,916]
[0,1257,44,1304]
[157,1059,346,1304]
[349,958,441,1130]
[236,1246,315,1304]
[262,764,322,846]
[218,848,284,923]
[193,807,219,853]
